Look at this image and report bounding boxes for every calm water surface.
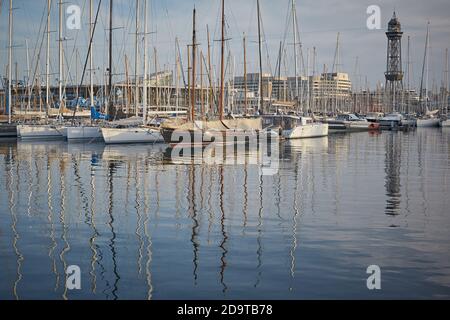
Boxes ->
[1,129,450,300]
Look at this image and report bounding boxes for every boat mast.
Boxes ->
[155,48,159,110]
[292,0,298,113]
[125,55,130,114]
[108,0,113,117]
[419,23,429,115]
[243,34,248,114]
[134,0,140,116]
[306,48,310,113]
[58,0,63,117]
[90,0,94,115]
[46,0,51,116]
[257,0,263,114]
[406,36,410,115]
[26,39,31,112]
[445,48,449,117]
[201,51,205,120]
[8,0,13,124]
[191,7,197,122]
[332,32,340,114]
[312,46,316,111]
[207,25,213,117]
[219,0,225,120]
[175,38,179,114]
[276,41,282,101]
[143,0,148,124]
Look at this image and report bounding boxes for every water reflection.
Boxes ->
[385,133,402,216]
[1,130,450,299]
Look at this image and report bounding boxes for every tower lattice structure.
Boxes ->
[385,12,404,112]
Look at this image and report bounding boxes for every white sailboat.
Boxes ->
[417,22,440,128]
[281,116,328,139]
[102,126,163,144]
[283,0,328,139]
[101,0,163,145]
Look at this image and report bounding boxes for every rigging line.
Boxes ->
[62,0,88,100]
[113,0,133,78]
[258,4,273,76]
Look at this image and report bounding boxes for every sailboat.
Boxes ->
[263,0,328,139]
[101,0,164,145]
[19,0,64,140]
[417,23,440,128]
[440,48,450,127]
[161,0,262,147]
[66,0,103,141]
[326,113,380,132]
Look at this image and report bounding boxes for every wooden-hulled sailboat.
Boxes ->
[161,0,262,147]
[101,0,164,144]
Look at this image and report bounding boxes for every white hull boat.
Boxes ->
[102,126,164,144]
[441,119,450,127]
[417,118,440,128]
[0,123,17,137]
[18,125,63,140]
[283,123,329,139]
[379,112,404,129]
[67,126,103,141]
[327,114,380,131]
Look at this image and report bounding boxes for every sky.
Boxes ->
[0,0,449,90]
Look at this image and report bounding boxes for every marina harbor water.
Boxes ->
[1,128,450,299]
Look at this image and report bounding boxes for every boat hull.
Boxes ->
[282,123,329,139]
[417,118,440,128]
[18,125,63,140]
[379,120,402,130]
[441,120,450,127]
[101,127,164,144]
[56,125,68,138]
[0,124,18,137]
[348,122,380,131]
[327,120,380,132]
[67,126,103,141]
